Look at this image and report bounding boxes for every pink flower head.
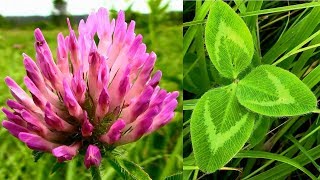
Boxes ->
[2,8,179,168]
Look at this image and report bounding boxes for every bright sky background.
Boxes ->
[0,0,182,16]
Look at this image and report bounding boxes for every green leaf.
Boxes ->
[205,1,254,79]
[207,57,233,86]
[164,172,183,180]
[237,65,317,117]
[32,150,44,162]
[182,170,193,180]
[248,115,271,147]
[183,53,210,94]
[190,85,254,172]
[51,162,66,175]
[183,153,196,166]
[108,156,151,180]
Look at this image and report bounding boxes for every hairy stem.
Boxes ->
[90,166,102,180]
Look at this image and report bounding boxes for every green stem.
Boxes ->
[66,159,76,180]
[192,169,199,180]
[90,166,102,180]
[312,109,320,114]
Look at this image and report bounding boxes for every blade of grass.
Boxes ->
[263,7,320,64]
[244,0,263,31]
[301,63,320,88]
[263,117,298,151]
[291,33,320,76]
[260,12,294,29]
[272,29,320,65]
[183,20,206,27]
[291,43,320,56]
[302,65,320,89]
[285,134,320,172]
[235,151,317,180]
[183,119,190,127]
[246,145,320,180]
[277,11,291,41]
[183,57,200,79]
[234,0,247,13]
[276,9,320,68]
[160,133,182,179]
[195,25,210,91]
[183,99,198,111]
[240,2,320,17]
[244,118,320,179]
[244,1,263,61]
[289,8,308,28]
[192,169,199,180]
[183,1,212,57]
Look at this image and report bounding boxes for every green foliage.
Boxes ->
[108,156,151,180]
[184,1,320,179]
[235,150,317,179]
[53,0,67,15]
[183,53,209,94]
[52,0,67,26]
[32,150,45,162]
[190,85,254,172]
[205,1,254,79]
[51,162,66,175]
[147,0,169,49]
[90,166,102,180]
[240,145,320,179]
[164,172,183,180]
[248,116,271,147]
[0,14,11,28]
[237,65,317,116]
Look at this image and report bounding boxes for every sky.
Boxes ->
[0,0,182,16]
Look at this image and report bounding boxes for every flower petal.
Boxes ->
[44,103,75,132]
[100,119,125,144]
[63,79,83,120]
[18,132,59,152]
[2,120,29,138]
[52,142,81,162]
[84,145,102,169]
[81,111,94,137]
[2,108,26,126]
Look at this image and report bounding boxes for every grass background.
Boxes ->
[0,10,182,180]
[183,1,320,179]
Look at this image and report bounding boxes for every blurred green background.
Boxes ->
[0,0,182,179]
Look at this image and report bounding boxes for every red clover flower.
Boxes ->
[2,8,179,168]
